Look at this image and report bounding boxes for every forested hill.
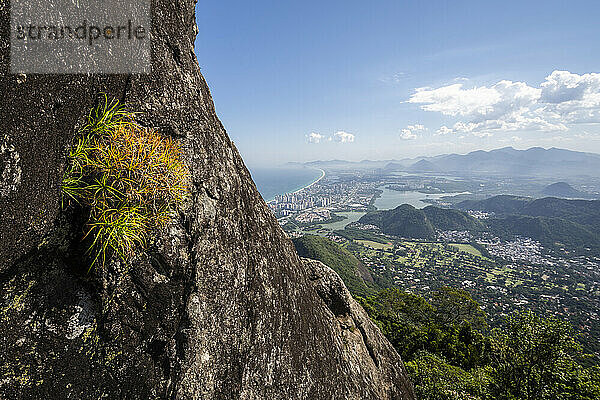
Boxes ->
[359,201,600,253]
[358,205,485,239]
[456,195,600,234]
[293,235,378,296]
[456,195,532,215]
[541,182,587,198]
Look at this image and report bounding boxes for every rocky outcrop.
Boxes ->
[0,0,415,398]
[303,258,415,399]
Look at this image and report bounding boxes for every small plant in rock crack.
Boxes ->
[62,95,191,269]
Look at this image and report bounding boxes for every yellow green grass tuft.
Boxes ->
[62,95,190,268]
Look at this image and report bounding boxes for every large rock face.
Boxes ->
[0,1,415,398]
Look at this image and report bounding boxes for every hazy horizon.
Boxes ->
[247,144,599,169]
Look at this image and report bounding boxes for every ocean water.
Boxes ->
[249,166,323,202]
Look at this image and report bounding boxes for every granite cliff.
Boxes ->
[0,0,415,398]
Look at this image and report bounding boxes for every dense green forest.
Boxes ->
[360,289,600,399]
[294,236,600,399]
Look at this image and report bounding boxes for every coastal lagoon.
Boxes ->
[319,211,366,231]
[389,171,466,181]
[374,186,469,209]
[317,189,470,233]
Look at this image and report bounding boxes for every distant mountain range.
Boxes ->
[303,147,600,179]
[406,159,441,173]
[415,147,600,178]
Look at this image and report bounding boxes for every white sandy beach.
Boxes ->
[291,168,325,194]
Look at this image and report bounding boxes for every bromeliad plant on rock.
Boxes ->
[62,96,191,269]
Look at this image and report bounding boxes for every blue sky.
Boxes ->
[194,0,600,167]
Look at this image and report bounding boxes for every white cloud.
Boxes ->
[408,70,600,137]
[399,129,416,140]
[539,70,600,123]
[333,131,355,143]
[436,126,453,135]
[410,83,507,118]
[407,124,426,131]
[306,132,324,143]
[399,124,426,140]
[305,130,358,144]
